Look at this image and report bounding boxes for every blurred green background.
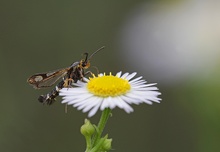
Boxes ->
[1,0,220,152]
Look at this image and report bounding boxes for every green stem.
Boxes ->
[90,137,105,152]
[92,108,111,147]
[85,136,92,152]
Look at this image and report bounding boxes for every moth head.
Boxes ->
[80,46,105,69]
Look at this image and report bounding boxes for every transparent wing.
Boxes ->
[27,67,70,89]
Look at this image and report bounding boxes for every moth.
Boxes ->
[27,46,105,105]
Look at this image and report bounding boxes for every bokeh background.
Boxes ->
[1,0,220,151]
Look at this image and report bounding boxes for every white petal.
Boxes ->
[82,97,101,112]
[120,95,141,105]
[110,97,123,109]
[100,97,111,110]
[88,99,103,117]
[69,95,93,105]
[126,92,153,104]
[116,96,134,113]
[106,97,117,109]
[132,84,157,89]
[116,71,122,77]
[125,72,137,80]
[121,72,129,79]
[129,76,143,83]
[77,96,101,110]
[130,80,147,85]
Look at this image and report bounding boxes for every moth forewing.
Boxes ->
[27,68,69,89]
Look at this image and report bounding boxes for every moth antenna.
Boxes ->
[83,53,89,62]
[88,46,105,60]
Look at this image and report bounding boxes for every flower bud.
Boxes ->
[80,119,95,137]
[101,136,112,151]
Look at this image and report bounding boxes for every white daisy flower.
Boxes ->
[59,71,161,117]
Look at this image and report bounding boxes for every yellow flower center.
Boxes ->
[87,73,131,97]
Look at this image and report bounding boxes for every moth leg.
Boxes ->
[91,66,99,75]
[84,71,93,76]
[67,78,74,87]
[63,78,73,88]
